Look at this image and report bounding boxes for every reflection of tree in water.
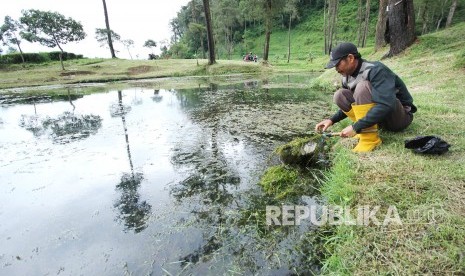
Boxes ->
[170,88,240,205]
[170,132,240,205]
[112,90,151,233]
[151,89,163,102]
[170,84,244,268]
[131,88,143,106]
[115,172,151,233]
[19,89,102,143]
[169,85,322,274]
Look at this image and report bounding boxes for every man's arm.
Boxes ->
[330,109,347,124]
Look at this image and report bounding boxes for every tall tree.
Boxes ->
[375,0,389,51]
[169,18,182,44]
[435,0,448,31]
[361,0,371,47]
[285,0,300,63]
[121,39,134,60]
[188,23,206,58]
[238,0,262,51]
[202,0,216,65]
[446,0,458,28]
[0,16,26,63]
[387,0,416,56]
[418,0,429,35]
[190,0,206,59]
[211,0,240,60]
[263,0,272,62]
[262,0,286,62]
[357,0,364,46]
[20,9,86,70]
[324,0,338,54]
[143,39,157,58]
[95,28,120,50]
[102,0,116,58]
[356,0,370,47]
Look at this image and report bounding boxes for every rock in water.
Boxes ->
[275,135,323,167]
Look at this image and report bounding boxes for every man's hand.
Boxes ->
[315,119,333,132]
[341,125,357,137]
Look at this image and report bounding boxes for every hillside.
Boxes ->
[248,3,464,64]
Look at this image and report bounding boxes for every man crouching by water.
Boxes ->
[315,42,417,152]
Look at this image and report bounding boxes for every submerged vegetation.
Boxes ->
[259,165,315,200]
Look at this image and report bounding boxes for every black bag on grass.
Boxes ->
[404,135,450,155]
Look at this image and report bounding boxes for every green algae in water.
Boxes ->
[258,165,318,200]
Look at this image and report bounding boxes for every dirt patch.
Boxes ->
[128,65,154,75]
[60,71,94,76]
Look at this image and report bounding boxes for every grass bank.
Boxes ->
[317,23,465,275]
[0,54,329,91]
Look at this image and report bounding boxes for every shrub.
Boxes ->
[0,51,83,64]
[0,53,49,64]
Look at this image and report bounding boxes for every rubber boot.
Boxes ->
[352,103,382,152]
[343,108,356,122]
[343,109,360,139]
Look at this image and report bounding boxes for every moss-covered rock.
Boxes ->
[274,135,324,166]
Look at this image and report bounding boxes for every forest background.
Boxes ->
[164,0,464,62]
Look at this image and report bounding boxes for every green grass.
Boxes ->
[0,58,272,90]
[318,22,465,275]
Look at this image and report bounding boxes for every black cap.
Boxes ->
[325,42,359,69]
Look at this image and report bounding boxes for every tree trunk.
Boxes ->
[329,0,338,52]
[324,0,328,54]
[102,0,116,58]
[202,0,216,65]
[263,0,272,62]
[420,2,429,35]
[16,41,25,64]
[362,0,371,47]
[436,0,447,31]
[375,0,389,51]
[200,33,205,59]
[446,0,457,28]
[388,0,415,57]
[357,0,363,46]
[58,49,65,70]
[287,14,292,63]
[326,0,334,53]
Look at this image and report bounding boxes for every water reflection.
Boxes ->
[170,87,243,266]
[166,83,326,274]
[0,76,330,275]
[18,89,102,143]
[170,131,240,205]
[112,90,151,233]
[151,89,163,102]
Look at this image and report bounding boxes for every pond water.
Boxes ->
[0,75,331,275]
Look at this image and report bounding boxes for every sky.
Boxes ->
[0,0,190,59]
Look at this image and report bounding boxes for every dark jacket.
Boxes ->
[330,59,417,132]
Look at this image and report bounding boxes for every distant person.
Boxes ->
[315,42,417,152]
[253,54,258,62]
